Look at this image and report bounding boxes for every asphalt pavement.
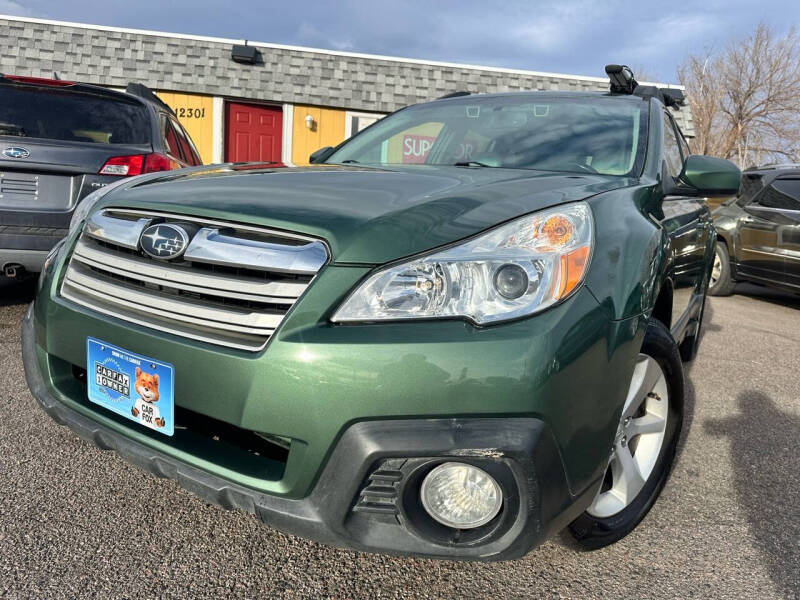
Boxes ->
[1,276,798,599]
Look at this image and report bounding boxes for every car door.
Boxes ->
[659,111,711,331]
[741,176,800,290]
[735,177,792,285]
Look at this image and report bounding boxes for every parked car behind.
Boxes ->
[0,74,202,278]
[23,66,741,560]
[711,164,800,296]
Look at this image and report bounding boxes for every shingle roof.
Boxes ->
[0,15,694,135]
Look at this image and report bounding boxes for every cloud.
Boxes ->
[3,0,800,82]
[296,21,355,52]
[0,0,33,15]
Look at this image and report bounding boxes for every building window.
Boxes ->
[345,111,384,138]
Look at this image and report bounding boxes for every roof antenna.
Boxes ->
[52,71,60,80]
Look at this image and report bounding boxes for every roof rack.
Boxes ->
[745,163,800,171]
[604,64,686,109]
[437,91,471,100]
[125,82,175,115]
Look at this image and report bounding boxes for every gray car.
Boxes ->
[711,164,800,296]
[0,75,202,278]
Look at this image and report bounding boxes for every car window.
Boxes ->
[162,117,183,161]
[755,178,800,211]
[662,112,683,177]
[735,173,765,206]
[171,118,201,165]
[676,124,691,160]
[0,84,150,144]
[326,95,648,177]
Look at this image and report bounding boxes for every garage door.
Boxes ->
[225,102,282,163]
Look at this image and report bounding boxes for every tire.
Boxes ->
[568,318,684,549]
[708,241,736,296]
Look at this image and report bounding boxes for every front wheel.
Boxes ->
[568,318,684,549]
[708,241,736,296]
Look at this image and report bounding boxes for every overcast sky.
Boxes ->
[2,0,798,82]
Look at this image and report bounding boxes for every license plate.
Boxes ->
[86,337,174,436]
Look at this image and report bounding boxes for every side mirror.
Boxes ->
[309,146,334,164]
[678,155,741,196]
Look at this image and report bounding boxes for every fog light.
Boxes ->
[420,462,502,529]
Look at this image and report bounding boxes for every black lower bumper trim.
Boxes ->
[21,305,593,560]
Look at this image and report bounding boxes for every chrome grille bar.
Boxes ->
[61,210,328,351]
[184,228,328,275]
[85,211,151,249]
[71,239,306,304]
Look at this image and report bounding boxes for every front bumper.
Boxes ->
[23,305,597,560]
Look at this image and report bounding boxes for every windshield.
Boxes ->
[0,85,151,145]
[327,94,648,176]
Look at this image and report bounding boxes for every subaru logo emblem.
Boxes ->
[139,224,190,260]
[2,147,30,159]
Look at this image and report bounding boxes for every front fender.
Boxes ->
[585,187,667,322]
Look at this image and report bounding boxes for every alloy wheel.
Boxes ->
[587,354,669,518]
[710,251,722,286]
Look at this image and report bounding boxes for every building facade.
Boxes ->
[0,15,693,166]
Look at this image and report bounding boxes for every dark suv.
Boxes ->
[0,75,202,278]
[711,164,800,295]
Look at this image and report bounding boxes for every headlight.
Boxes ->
[331,202,593,324]
[420,462,503,529]
[68,178,130,234]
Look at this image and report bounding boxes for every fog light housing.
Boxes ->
[419,462,502,529]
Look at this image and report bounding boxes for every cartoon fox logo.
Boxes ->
[131,367,165,429]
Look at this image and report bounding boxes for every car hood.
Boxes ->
[101,164,631,264]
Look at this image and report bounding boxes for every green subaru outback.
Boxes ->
[22,66,740,560]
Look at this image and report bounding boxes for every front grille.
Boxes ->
[60,209,328,351]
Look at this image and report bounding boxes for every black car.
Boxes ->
[711,164,800,296]
[0,74,203,278]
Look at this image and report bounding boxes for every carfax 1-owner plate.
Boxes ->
[86,337,174,436]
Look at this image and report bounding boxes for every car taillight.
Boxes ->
[143,153,178,173]
[99,153,178,176]
[99,155,145,176]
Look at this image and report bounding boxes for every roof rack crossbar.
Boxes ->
[604,64,686,109]
[605,64,638,94]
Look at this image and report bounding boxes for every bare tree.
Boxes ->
[678,24,800,168]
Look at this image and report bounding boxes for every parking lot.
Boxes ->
[0,276,797,600]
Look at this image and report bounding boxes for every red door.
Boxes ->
[225,102,283,163]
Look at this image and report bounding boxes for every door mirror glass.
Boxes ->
[309,146,335,164]
[679,155,741,196]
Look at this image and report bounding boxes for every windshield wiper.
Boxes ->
[341,159,360,164]
[453,161,494,168]
[0,122,26,137]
